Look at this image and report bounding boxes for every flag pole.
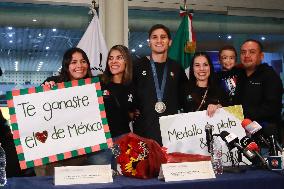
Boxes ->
[92,0,96,9]
[183,0,187,11]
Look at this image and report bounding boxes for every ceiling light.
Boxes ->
[261,36,266,41]
[14,61,18,71]
[39,61,43,65]
[131,49,136,52]
[38,33,42,37]
[8,34,13,37]
[32,19,37,22]
[147,39,150,42]
[7,27,13,30]
[227,35,232,39]
[139,44,143,48]
[52,28,57,32]
[45,46,50,50]
[9,40,13,43]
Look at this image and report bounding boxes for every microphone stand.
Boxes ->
[223,153,246,173]
[213,134,246,173]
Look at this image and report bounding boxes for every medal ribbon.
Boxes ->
[150,58,168,102]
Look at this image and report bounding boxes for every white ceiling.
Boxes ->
[0,0,284,74]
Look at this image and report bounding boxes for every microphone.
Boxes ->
[269,135,278,156]
[220,131,256,161]
[240,138,267,167]
[241,119,270,148]
[240,137,260,152]
[266,135,283,170]
[205,123,213,153]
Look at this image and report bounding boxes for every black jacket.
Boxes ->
[100,81,135,138]
[0,110,35,177]
[240,64,283,136]
[216,67,244,105]
[132,57,188,145]
[185,81,230,112]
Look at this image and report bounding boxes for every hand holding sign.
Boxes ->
[159,105,250,166]
[6,78,112,169]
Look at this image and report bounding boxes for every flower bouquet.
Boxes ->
[115,133,167,179]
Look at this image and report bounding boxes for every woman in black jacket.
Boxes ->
[87,45,135,170]
[185,52,229,116]
[39,47,93,175]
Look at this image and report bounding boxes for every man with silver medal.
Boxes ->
[150,57,168,114]
[132,24,188,145]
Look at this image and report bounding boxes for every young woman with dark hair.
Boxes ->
[43,47,92,85]
[186,52,229,117]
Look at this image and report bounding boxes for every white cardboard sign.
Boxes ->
[6,78,112,169]
[160,106,248,166]
[158,161,215,182]
[54,165,113,185]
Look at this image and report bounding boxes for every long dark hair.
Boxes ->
[101,45,132,85]
[189,52,216,88]
[60,47,92,81]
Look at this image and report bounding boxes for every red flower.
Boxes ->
[115,133,167,179]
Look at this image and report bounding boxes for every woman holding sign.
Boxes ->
[185,52,229,117]
[87,45,135,169]
[42,47,92,85]
[38,47,92,176]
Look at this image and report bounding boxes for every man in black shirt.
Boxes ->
[133,24,188,145]
[240,39,283,141]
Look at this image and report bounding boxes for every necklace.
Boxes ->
[196,87,208,111]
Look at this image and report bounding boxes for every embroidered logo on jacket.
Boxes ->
[103,90,110,96]
[128,94,133,102]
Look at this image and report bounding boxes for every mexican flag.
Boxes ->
[168,7,196,77]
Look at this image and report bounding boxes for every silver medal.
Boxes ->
[155,102,166,113]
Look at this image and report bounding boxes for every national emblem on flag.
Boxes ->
[168,6,196,77]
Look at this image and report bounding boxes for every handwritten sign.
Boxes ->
[54,165,113,185]
[159,105,249,166]
[6,78,112,169]
[158,161,215,182]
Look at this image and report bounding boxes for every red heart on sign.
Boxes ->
[35,131,48,143]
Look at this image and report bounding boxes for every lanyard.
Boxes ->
[150,58,168,102]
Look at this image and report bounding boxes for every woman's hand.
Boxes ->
[41,81,56,88]
[206,104,222,117]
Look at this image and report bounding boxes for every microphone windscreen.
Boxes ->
[242,121,262,135]
[246,142,260,152]
[220,130,229,139]
[241,118,252,128]
[220,131,238,144]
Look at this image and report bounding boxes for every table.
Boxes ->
[3,169,284,189]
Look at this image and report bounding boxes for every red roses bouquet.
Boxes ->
[115,133,167,179]
[114,133,211,179]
